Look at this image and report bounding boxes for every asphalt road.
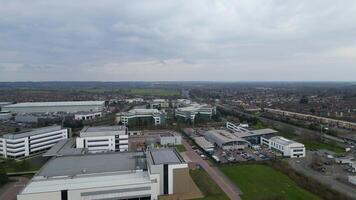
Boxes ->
[182,140,242,200]
[0,176,29,200]
[289,153,356,199]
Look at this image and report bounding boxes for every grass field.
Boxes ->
[219,164,321,200]
[175,145,186,152]
[190,169,229,200]
[302,141,345,153]
[0,156,45,173]
[126,88,179,96]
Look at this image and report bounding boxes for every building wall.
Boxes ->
[149,164,164,195]
[221,143,246,151]
[149,173,161,200]
[76,135,129,152]
[67,183,152,200]
[17,191,61,200]
[168,164,189,194]
[160,135,182,146]
[262,137,305,158]
[18,183,154,200]
[74,112,102,121]
[127,116,154,126]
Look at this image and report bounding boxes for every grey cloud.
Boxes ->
[0,0,356,81]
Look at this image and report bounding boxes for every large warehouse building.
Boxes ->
[205,130,249,150]
[0,126,68,159]
[2,101,106,114]
[18,148,201,200]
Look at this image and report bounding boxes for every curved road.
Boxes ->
[182,140,242,200]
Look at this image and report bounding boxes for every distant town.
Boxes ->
[0,82,355,200]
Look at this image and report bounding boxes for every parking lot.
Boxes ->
[289,150,356,199]
[183,127,281,164]
[212,146,275,164]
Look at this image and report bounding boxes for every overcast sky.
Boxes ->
[0,0,356,81]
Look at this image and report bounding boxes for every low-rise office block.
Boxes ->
[117,109,166,126]
[76,126,128,153]
[0,125,68,159]
[261,136,305,158]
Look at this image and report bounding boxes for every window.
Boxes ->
[61,190,68,200]
[293,149,304,152]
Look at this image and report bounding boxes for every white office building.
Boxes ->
[261,136,305,158]
[76,126,128,153]
[117,109,165,126]
[2,101,105,114]
[175,103,216,123]
[74,111,102,121]
[150,99,169,109]
[226,122,277,145]
[0,126,68,159]
[18,149,196,200]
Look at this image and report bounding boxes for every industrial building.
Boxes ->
[76,126,128,152]
[205,130,249,150]
[2,101,106,114]
[117,109,166,126]
[159,133,182,146]
[175,103,216,123]
[0,126,68,159]
[18,148,200,200]
[226,122,277,144]
[74,111,102,121]
[193,137,214,153]
[261,136,305,158]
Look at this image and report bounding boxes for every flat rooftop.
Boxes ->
[75,111,102,114]
[21,171,151,195]
[2,125,64,139]
[238,128,278,138]
[43,138,86,157]
[149,148,184,165]
[270,136,302,146]
[176,103,212,112]
[37,152,146,177]
[128,108,162,115]
[4,101,105,108]
[194,137,214,149]
[80,125,127,137]
[206,129,247,143]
